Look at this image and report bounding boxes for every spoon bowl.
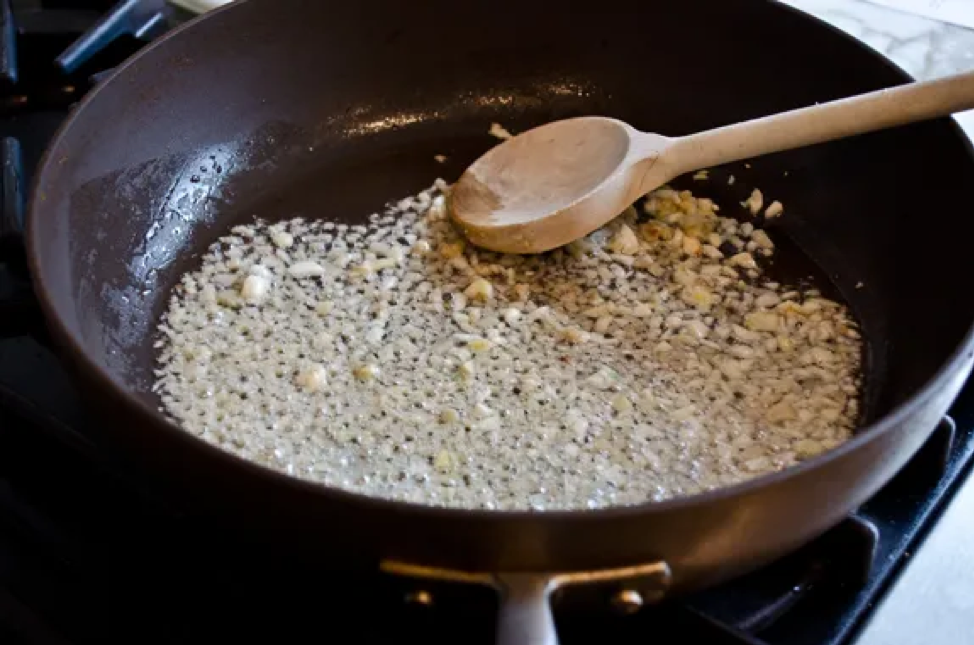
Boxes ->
[450,117,673,254]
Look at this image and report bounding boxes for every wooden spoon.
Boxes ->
[450,70,974,254]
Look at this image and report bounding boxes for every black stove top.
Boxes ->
[1,2,973,644]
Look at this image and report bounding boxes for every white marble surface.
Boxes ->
[784,0,974,132]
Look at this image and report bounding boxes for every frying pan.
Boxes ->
[13,0,974,642]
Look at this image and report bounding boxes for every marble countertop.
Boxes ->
[785,0,974,131]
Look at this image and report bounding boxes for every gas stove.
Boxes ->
[1,2,973,644]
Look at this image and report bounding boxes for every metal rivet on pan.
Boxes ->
[404,589,434,607]
[611,589,644,615]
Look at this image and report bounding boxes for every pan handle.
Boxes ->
[384,559,670,645]
[494,574,559,645]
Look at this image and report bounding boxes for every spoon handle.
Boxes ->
[666,69,974,173]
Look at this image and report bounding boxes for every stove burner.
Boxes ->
[1,2,973,643]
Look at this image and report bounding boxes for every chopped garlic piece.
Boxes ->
[216,290,242,308]
[682,285,714,310]
[682,236,702,256]
[639,220,674,241]
[560,327,590,344]
[607,223,640,255]
[464,278,494,302]
[372,257,400,271]
[271,231,294,249]
[728,252,758,270]
[295,364,327,392]
[755,293,781,309]
[684,320,709,339]
[472,403,494,419]
[288,261,326,278]
[427,195,447,221]
[702,244,723,259]
[750,230,774,250]
[468,337,492,353]
[352,364,379,381]
[765,200,784,219]
[440,241,464,259]
[743,188,763,215]
[611,393,633,412]
[745,312,781,332]
[349,262,374,278]
[240,275,270,303]
[502,308,522,325]
[766,400,797,422]
[489,122,513,140]
[434,449,453,472]
[458,361,475,381]
[249,264,272,279]
[719,359,745,380]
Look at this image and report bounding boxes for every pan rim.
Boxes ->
[24,0,974,528]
